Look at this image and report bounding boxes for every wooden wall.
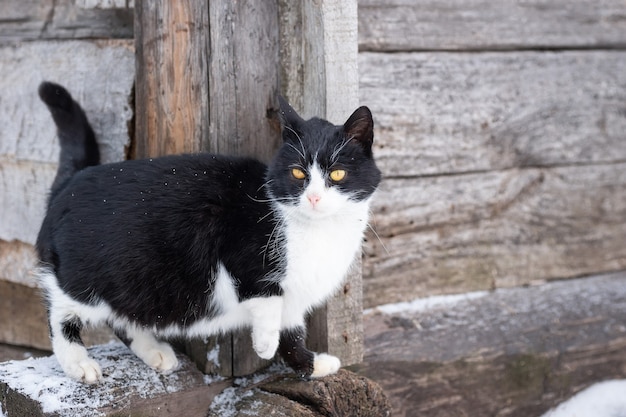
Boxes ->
[0,0,134,348]
[2,0,626,347]
[359,0,626,308]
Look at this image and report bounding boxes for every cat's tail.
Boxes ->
[38,81,100,195]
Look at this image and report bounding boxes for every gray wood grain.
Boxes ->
[0,40,134,246]
[359,0,626,51]
[359,272,626,416]
[360,50,626,178]
[0,0,133,44]
[363,162,626,307]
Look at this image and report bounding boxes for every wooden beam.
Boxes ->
[359,272,626,415]
[134,0,209,158]
[358,0,626,52]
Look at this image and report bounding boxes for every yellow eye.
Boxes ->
[291,168,306,180]
[330,169,346,182]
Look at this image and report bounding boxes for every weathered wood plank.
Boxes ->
[0,280,115,350]
[0,343,230,417]
[363,163,626,307]
[357,272,626,416]
[0,0,133,44]
[207,0,281,163]
[0,40,134,244]
[359,0,626,52]
[134,0,281,377]
[134,0,210,157]
[360,50,626,178]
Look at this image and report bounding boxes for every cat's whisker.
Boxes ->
[284,125,306,159]
[366,222,390,255]
[331,138,352,163]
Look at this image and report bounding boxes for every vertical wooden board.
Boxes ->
[280,0,363,367]
[134,0,209,158]
[207,0,281,376]
[207,0,281,162]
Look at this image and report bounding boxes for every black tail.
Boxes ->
[38,82,100,195]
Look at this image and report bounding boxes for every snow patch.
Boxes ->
[207,344,220,368]
[541,380,626,417]
[209,361,290,417]
[0,342,192,417]
[365,290,489,316]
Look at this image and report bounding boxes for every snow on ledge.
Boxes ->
[364,290,489,316]
[0,342,196,416]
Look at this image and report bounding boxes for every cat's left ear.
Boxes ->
[344,106,374,157]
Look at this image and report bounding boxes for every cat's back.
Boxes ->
[38,153,272,265]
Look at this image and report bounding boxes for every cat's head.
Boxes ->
[267,97,381,220]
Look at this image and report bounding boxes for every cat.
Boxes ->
[35,81,381,384]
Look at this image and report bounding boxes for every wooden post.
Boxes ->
[279,0,363,367]
[135,0,362,376]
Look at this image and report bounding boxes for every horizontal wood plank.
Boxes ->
[358,272,626,416]
[0,40,134,245]
[360,50,626,178]
[0,0,133,45]
[0,280,115,349]
[359,0,626,51]
[363,163,626,307]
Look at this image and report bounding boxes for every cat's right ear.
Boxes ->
[278,96,305,141]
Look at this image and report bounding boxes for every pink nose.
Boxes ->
[307,193,321,206]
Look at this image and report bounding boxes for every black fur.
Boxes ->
[279,327,314,378]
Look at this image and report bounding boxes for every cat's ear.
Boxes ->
[344,106,374,157]
[278,96,305,141]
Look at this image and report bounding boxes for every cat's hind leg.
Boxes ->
[49,315,102,383]
[40,269,103,383]
[115,326,179,374]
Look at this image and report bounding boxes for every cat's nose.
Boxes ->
[307,193,321,207]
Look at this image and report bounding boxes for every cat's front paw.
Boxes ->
[62,357,103,384]
[252,329,280,360]
[141,345,179,374]
[311,353,341,378]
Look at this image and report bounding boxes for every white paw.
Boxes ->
[130,334,179,374]
[55,343,103,384]
[143,346,179,373]
[311,353,341,378]
[137,343,179,374]
[63,357,103,384]
[252,329,280,360]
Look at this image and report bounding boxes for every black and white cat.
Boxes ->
[35,81,381,384]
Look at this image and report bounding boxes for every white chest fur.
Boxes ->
[280,199,371,319]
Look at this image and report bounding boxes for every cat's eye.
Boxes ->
[291,168,306,180]
[329,169,346,182]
